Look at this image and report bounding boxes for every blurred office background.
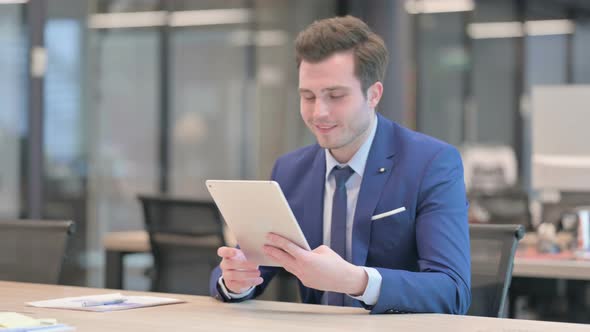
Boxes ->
[1,0,590,323]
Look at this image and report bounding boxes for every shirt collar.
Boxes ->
[325,114,378,180]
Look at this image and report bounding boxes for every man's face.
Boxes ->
[299,51,379,163]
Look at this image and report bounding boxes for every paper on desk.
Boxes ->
[27,293,184,312]
[0,312,74,331]
[0,312,45,328]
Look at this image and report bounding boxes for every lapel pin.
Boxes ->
[378,168,386,173]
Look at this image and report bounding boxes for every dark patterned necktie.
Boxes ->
[326,165,354,306]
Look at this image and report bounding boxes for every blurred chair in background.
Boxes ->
[468,223,525,317]
[462,144,517,194]
[0,220,74,284]
[138,195,224,295]
[461,145,532,230]
[468,189,532,230]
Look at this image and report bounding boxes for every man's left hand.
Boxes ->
[263,233,367,295]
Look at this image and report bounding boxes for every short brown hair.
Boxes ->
[295,15,389,94]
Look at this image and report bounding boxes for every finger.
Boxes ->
[263,245,297,273]
[223,269,261,281]
[218,247,260,270]
[266,233,307,258]
[217,246,240,259]
[220,257,259,271]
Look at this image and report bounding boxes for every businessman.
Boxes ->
[210,15,471,315]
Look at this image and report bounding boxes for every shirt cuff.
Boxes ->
[347,267,382,306]
[217,277,255,300]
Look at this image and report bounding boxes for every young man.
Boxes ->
[210,15,471,315]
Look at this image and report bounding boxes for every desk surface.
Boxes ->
[513,256,590,280]
[512,232,590,280]
[103,231,150,253]
[1,281,589,332]
[103,230,236,253]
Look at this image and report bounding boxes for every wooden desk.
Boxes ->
[513,257,590,280]
[2,281,589,332]
[512,232,590,280]
[103,231,150,289]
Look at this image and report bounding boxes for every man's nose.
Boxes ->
[313,99,329,118]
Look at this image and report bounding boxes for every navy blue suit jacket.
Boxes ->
[210,113,471,314]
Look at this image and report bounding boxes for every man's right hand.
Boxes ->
[218,247,263,294]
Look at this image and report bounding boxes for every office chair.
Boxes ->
[138,194,225,295]
[468,188,532,230]
[468,223,525,317]
[0,220,74,284]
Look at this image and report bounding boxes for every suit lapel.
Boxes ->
[352,114,397,266]
[302,148,326,250]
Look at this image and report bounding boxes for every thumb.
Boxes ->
[218,246,240,259]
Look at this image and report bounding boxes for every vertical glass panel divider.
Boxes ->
[24,0,47,219]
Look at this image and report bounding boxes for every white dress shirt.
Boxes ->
[220,115,382,306]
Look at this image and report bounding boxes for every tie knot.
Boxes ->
[332,166,354,189]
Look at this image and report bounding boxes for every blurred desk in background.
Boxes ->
[513,232,590,280]
[103,231,150,289]
[511,232,590,322]
[514,256,590,280]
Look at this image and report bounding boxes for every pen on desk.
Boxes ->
[81,298,127,307]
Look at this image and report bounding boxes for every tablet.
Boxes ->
[206,180,311,267]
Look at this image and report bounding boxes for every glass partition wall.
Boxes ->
[84,0,336,288]
[413,0,590,190]
[0,3,26,219]
[0,0,336,289]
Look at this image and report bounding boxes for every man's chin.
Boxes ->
[316,140,341,150]
[313,132,346,149]
[315,139,331,148]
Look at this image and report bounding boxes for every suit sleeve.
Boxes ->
[369,146,471,314]
[209,160,285,302]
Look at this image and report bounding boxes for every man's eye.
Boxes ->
[330,94,344,99]
[303,96,315,101]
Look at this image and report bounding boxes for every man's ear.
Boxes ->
[367,82,383,108]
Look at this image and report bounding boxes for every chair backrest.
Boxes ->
[138,194,225,295]
[468,189,532,230]
[468,223,524,317]
[461,144,517,193]
[0,220,74,284]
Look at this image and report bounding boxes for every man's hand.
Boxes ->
[217,247,263,294]
[263,233,368,295]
